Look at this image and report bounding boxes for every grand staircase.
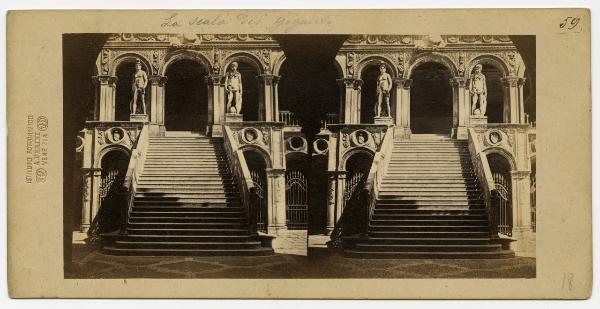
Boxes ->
[102,134,273,256]
[343,134,513,258]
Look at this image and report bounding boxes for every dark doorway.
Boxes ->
[410,62,453,134]
[244,150,268,233]
[165,60,208,132]
[95,150,129,233]
[488,153,513,236]
[361,64,393,123]
[309,154,329,234]
[116,62,149,121]
[236,62,259,121]
[480,64,504,123]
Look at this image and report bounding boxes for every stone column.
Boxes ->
[93,76,118,121]
[393,78,412,138]
[90,168,103,227]
[206,74,224,137]
[502,76,521,124]
[258,74,275,122]
[326,172,337,232]
[80,168,93,232]
[354,80,363,124]
[451,77,469,139]
[517,78,527,124]
[272,76,281,122]
[338,78,360,124]
[510,170,535,256]
[266,168,287,231]
[148,75,167,135]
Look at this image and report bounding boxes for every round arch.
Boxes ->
[94,145,131,169]
[340,147,375,170]
[484,147,517,171]
[111,53,152,77]
[222,52,265,75]
[272,54,286,76]
[161,50,212,76]
[466,54,510,78]
[406,53,459,78]
[240,145,273,168]
[356,55,398,79]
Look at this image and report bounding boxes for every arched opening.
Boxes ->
[410,62,453,134]
[477,63,504,123]
[360,63,394,123]
[95,150,129,233]
[164,59,208,132]
[341,151,373,235]
[243,150,268,232]
[487,152,513,236]
[285,153,309,230]
[115,61,150,121]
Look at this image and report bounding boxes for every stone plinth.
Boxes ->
[374,116,393,125]
[225,113,243,123]
[130,114,148,122]
[470,115,488,126]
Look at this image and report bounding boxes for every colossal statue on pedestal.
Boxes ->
[130,60,148,115]
[225,61,243,114]
[469,64,488,116]
[375,64,393,118]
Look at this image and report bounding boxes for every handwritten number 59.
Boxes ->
[560,17,580,30]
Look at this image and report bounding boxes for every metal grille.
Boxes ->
[250,169,268,233]
[345,172,366,203]
[531,175,536,232]
[493,172,513,236]
[285,170,308,230]
[100,162,125,203]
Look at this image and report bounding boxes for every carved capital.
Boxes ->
[501,77,520,88]
[257,74,275,86]
[338,78,356,89]
[93,75,118,86]
[149,75,168,86]
[510,170,531,179]
[451,77,468,88]
[205,74,224,86]
[265,168,286,177]
[272,75,281,84]
[393,78,412,89]
[353,79,364,90]
[517,77,527,87]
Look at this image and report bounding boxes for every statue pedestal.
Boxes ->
[374,116,393,126]
[130,114,148,122]
[470,116,488,126]
[225,113,243,123]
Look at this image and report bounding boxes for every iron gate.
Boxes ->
[345,172,366,204]
[250,169,268,233]
[493,172,512,236]
[285,170,308,230]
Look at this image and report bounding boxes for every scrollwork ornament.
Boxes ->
[97,130,105,145]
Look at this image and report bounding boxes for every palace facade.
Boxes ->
[74,34,536,257]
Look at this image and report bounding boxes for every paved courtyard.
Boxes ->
[66,244,535,279]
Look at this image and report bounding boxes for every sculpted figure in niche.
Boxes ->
[130,60,148,114]
[469,64,488,116]
[375,64,393,118]
[225,62,243,114]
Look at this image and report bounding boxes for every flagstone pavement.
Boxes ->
[66,245,535,279]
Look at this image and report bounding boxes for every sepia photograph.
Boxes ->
[64,33,537,279]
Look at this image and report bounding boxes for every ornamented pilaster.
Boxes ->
[451,77,469,139]
[206,74,224,137]
[502,76,521,124]
[93,75,118,121]
[148,75,167,135]
[266,168,286,230]
[257,74,276,122]
[393,78,412,137]
[272,75,281,122]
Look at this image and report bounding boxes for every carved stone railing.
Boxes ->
[279,110,299,126]
[223,126,259,235]
[321,113,340,129]
[468,128,499,238]
[121,124,149,234]
[360,125,394,234]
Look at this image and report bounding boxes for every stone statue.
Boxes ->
[130,60,148,115]
[469,64,488,116]
[375,64,392,117]
[225,62,243,114]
